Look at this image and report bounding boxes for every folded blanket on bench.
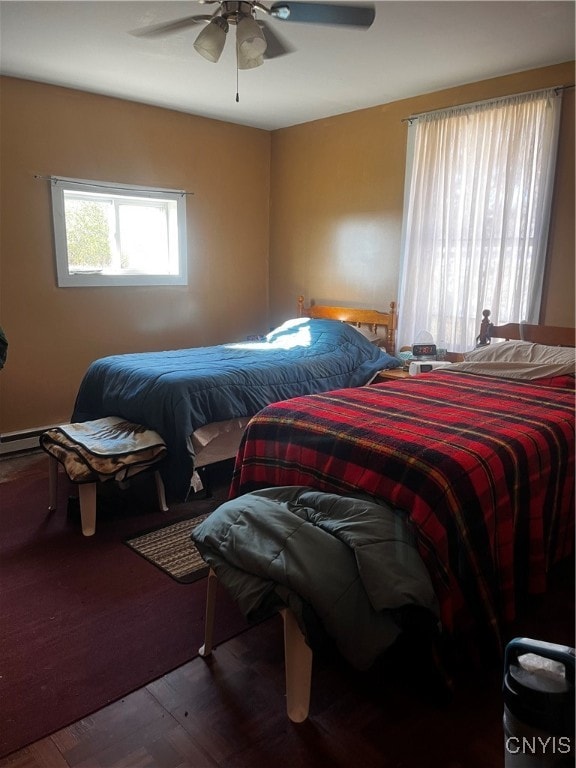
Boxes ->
[191,486,440,670]
[40,417,167,483]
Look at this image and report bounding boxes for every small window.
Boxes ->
[50,177,188,287]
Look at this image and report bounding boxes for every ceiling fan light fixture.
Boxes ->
[236,14,267,61]
[193,16,229,63]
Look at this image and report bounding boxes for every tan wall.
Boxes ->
[268,62,575,329]
[0,77,271,435]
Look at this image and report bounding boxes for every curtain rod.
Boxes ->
[401,83,575,124]
[33,174,194,196]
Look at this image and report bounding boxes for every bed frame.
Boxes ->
[297,296,398,356]
[477,309,575,347]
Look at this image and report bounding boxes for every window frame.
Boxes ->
[50,176,188,287]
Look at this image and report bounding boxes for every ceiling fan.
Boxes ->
[131,1,375,70]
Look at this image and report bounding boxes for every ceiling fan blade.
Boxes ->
[258,19,294,59]
[269,2,375,28]
[130,14,213,38]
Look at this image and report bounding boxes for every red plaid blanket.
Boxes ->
[230,372,575,645]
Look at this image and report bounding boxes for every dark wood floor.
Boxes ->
[1,452,573,768]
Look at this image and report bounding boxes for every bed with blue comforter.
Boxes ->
[71,317,400,500]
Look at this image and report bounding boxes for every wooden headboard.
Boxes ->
[297,296,398,356]
[477,309,575,347]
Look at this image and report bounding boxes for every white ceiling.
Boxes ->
[0,1,574,130]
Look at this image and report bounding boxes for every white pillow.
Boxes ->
[448,340,576,380]
[465,340,575,367]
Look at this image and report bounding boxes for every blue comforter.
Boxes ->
[71,318,400,500]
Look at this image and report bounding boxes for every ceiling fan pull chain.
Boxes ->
[236,62,240,103]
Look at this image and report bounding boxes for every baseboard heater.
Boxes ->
[0,425,59,455]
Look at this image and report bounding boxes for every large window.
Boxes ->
[398,89,562,352]
[51,177,188,287]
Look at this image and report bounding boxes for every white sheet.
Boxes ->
[188,417,251,492]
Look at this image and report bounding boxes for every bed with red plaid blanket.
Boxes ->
[230,372,575,646]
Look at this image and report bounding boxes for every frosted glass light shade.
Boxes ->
[194,17,228,62]
[237,47,264,69]
[236,15,267,61]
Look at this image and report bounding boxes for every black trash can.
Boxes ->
[503,638,575,767]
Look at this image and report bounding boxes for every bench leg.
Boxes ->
[199,568,218,657]
[280,607,313,723]
[78,483,97,536]
[197,573,311,722]
[154,470,169,512]
[48,455,59,511]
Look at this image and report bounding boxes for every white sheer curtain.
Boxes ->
[397,89,562,352]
